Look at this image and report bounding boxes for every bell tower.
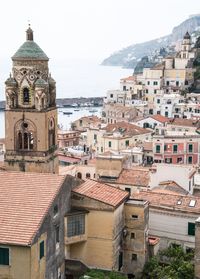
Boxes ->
[4,26,58,173]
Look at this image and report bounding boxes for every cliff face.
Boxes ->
[102,15,200,69]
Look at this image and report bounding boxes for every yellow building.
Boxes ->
[0,171,78,279]
[4,26,58,173]
[65,179,149,278]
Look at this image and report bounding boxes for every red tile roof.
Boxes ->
[0,171,65,246]
[73,180,129,207]
[151,115,169,123]
[120,76,136,81]
[105,121,151,136]
[133,190,200,213]
[169,118,200,127]
[117,168,150,187]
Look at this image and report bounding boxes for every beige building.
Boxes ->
[87,121,152,154]
[4,26,58,173]
[103,103,137,124]
[57,129,80,149]
[0,171,79,279]
[71,115,101,132]
[65,179,149,278]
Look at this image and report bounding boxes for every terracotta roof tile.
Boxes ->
[151,115,169,123]
[0,171,65,246]
[133,190,200,213]
[117,169,150,187]
[73,180,129,207]
[169,118,200,127]
[105,121,151,136]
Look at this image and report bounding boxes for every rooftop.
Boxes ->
[169,118,200,128]
[117,168,150,187]
[0,171,65,246]
[104,121,151,137]
[73,179,129,207]
[133,190,200,213]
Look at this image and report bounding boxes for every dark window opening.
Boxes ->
[188,222,195,236]
[67,215,85,237]
[39,241,44,260]
[0,247,9,265]
[23,87,30,104]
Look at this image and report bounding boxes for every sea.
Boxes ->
[0,61,133,138]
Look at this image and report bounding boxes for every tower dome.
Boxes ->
[12,25,49,61]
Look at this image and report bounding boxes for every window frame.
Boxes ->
[0,247,10,266]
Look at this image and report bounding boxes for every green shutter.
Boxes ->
[188,223,195,236]
[0,248,9,265]
[39,241,44,259]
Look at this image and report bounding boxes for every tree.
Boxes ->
[142,246,194,279]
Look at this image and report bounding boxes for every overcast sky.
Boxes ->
[1,0,200,63]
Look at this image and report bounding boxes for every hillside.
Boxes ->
[102,15,200,69]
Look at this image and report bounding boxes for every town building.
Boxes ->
[153,122,200,165]
[4,26,58,173]
[65,179,149,278]
[57,129,80,149]
[0,171,80,279]
[103,103,137,124]
[87,121,152,154]
[134,189,200,252]
[134,114,169,129]
[71,115,101,132]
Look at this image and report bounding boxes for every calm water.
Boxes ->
[0,62,132,138]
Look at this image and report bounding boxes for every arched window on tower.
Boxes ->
[23,87,30,104]
[15,120,36,151]
[49,118,55,149]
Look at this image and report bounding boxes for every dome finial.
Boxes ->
[26,21,33,41]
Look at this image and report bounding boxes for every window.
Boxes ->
[125,140,129,147]
[0,247,9,265]
[108,141,112,148]
[110,94,113,98]
[166,81,170,86]
[131,254,137,261]
[176,81,179,86]
[94,134,97,140]
[131,233,135,239]
[86,173,90,179]
[131,215,138,219]
[164,144,167,151]
[157,99,160,104]
[39,241,44,260]
[147,81,150,85]
[188,223,195,236]
[188,144,193,153]
[156,145,160,153]
[173,145,178,153]
[67,214,85,237]
[23,87,30,104]
[146,89,148,93]
[154,89,157,94]
[188,156,193,164]
[101,147,103,153]
[16,121,36,151]
[77,172,82,179]
[165,158,172,164]
[153,81,158,85]
[123,86,126,91]
[165,111,168,117]
[177,157,182,163]
[49,118,55,148]
[79,119,82,126]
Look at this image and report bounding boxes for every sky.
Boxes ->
[0,0,200,99]
[0,0,200,62]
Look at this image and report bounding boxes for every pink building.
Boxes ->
[153,133,200,165]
